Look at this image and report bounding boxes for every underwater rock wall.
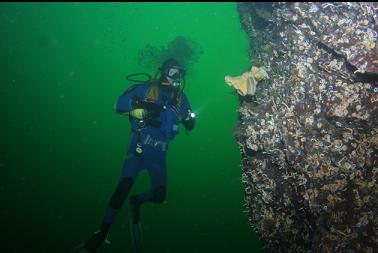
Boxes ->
[235,3,377,253]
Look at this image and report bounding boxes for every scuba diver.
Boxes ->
[71,58,196,253]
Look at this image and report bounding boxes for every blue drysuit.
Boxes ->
[102,82,195,225]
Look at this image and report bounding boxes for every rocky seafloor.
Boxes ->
[232,2,377,253]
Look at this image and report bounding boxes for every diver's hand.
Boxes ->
[182,110,195,131]
[184,110,195,121]
[130,108,145,119]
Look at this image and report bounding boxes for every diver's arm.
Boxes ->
[113,101,129,115]
[114,84,144,115]
[114,96,132,115]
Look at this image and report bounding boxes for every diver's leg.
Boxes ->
[82,155,142,253]
[130,151,167,224]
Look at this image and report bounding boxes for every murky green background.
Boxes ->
[0,3,264,253]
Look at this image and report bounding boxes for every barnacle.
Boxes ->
[321,179,347,192]
[363,39,376,49]
[371,134,378,148]
[291,75,301,83]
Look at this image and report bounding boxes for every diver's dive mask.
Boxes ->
[164,66,185,89]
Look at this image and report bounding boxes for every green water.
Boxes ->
[0,3,264,253]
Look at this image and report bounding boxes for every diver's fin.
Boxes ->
[130,222,142,253]
[70,243,91,253]
[70,231,110,253]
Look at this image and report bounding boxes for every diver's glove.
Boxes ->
[182,110,195,131]
[130,108,145,120]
